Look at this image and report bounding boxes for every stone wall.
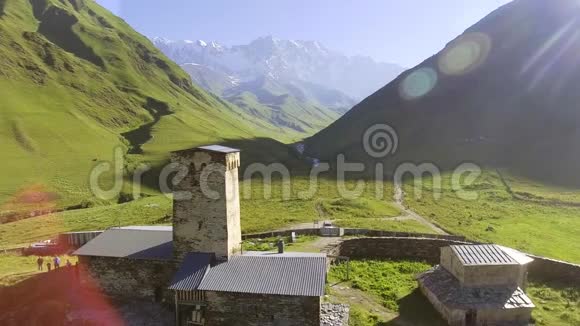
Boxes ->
[80,256,177,303]
[325,237,471,264]
[527,255,580,283]
[171,149,241,260]
[323,237,580,286]
[205,292,320,326]
[242,228,465,242]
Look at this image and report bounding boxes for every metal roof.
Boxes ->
[169,253,213,291]
[117,226,173,231]
[497,245,534,265]
[172,145,240,154]
[73,227,173,260]
[198,254,326,297]
[417,266,535,309]
[242,251,327,257]
[197,145,240,153]
[450,244,518,265]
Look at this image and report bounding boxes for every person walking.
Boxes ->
[53,256,60,269]
[47,262,51,272]
[66,259,72,268]
[37,257,44,271]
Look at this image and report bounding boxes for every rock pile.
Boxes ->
[320,303,349,326]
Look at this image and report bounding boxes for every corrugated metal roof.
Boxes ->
[172,145,240,154]
[497,245,534,265]
[451,244,517,265]
[169,253,213,291]
[73,227,173,260]
[118,226,173,231]
[198,254,326,297]
[417,266,535,309]
[243,251,326,257]
[197,145,240,153]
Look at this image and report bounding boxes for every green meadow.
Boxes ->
[0,177,417,248]
[402,170,580,263]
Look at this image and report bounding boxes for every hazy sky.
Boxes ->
[96,0,511,67]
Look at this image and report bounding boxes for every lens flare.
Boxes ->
[399,67,438,100]
[438,32,491,76]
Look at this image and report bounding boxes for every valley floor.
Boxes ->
[2,172,580,264]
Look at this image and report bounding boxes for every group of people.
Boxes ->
[36,256,73,272]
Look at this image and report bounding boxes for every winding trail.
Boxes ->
[280,187,448,235]
[392,184,448,235]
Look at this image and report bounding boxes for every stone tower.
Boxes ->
[171,145,241,260]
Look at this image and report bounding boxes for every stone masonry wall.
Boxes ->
[327,237,471,264]
[324,237,580,286]
[527,255,580,283]
[171,149,241,260]
[205,292,320,326]
[80,256,177,303]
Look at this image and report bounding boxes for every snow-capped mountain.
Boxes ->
[152,36,405,100]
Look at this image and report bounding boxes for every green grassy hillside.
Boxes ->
[402,170,580,263]
[223,77,349,136]
[0,0,305,212]
[305,0,580,186]
[0,177,412,248]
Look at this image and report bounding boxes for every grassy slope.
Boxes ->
[0,178,421,248]
[224,77,342,137]
[402,170,580,263]
[0,0,307,211]
[0,253,77,286]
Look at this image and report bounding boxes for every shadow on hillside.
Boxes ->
[30,0,105,68]
[122,97,172,155]
[385,289,446,326]
[135,137,315,193]
[134,136,412,195]
[0,0,6,16]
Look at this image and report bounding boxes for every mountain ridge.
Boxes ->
[305,0,580,186]
[0,0,305,208]
[152,35,406,100]
[157,36,363,136]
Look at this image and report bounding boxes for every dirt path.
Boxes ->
[328,284,398,322]
[276,202,333,231]
[279,189,448,235]
[392,184,448,235]
[327,284,424,326]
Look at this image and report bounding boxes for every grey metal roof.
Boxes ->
[117,225,173,231]
[197,145,240,153]
[198,254,326,297]
[451,244,517,265]
[169,253,213,291]
[243,251,327,257]
[73,226,173,260]
[172,145,240,154]
[417,266,535,309]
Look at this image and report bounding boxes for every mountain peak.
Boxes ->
[154,36,405,99]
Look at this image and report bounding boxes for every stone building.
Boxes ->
[417,244,535,326]
[75,145,326,326]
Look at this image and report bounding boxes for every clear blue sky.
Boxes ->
[96,0,510,67]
